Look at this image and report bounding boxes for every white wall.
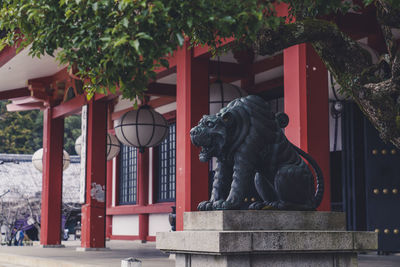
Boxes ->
[112,215,139,236]
[149,214,171,236]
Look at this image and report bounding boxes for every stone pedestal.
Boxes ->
[156,211,377,267]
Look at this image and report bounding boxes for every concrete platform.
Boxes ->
[0,240,398,267]
[183,210,346,231]
[157,211,378,267]
[0,240,174,267]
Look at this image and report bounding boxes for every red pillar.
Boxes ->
[105,107,113,239]
[137,150,149,242]
[284,43,331,211]
[40,108,64,246]
[105,160,113,238]
[176,42,210,230]
[81,99,107,248]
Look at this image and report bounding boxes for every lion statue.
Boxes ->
[190,95,324,211]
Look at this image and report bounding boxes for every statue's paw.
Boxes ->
[262,201,285,210]
[249,201,265,210]
[214,199,241,210]
[198,201,212,211]
[212,200,225,210]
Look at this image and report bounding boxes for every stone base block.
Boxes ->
[176,252,358,267]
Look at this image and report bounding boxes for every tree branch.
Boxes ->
[253,17,400,147]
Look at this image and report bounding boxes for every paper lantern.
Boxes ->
[209,81,247,115]
[32,148,70,172]
[114,105,168,153]
[107,134,120,160]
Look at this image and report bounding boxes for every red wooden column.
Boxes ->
[81,99,107,248]
[40,107,64,246]
[176,42,210,230]
[105,160,113,239]
[105,107,114,239]
[137,149,149,242]
[284,43,331,211]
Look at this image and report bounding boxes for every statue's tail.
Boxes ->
[275,111,324,209]
[291,145,325,209]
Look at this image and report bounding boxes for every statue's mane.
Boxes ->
[217,95,278,158]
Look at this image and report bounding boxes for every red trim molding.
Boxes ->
[0,87,30,100]
[0,46,16,68]
[110,235,156,242]
[106,202,174,216]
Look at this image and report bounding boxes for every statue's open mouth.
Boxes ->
[199,145,216,162]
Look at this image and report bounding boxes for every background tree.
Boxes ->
[0,101,81,154]
[0,0,400,146]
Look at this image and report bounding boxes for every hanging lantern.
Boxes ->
[209,81,247,115]
[209,56,247,115]
[75,135,82,156]
[107,133,120,161]
[114,105,168,153]
[32,148,70,172]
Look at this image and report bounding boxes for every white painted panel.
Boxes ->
[0,46,64,92]
[155,102,176,114]
[114,96,135,113]
[149,214,171,236]
[254,66,283,84]
[112,215,139,236]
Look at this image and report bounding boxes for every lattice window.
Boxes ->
[157,123,176,202]
[119,144,137,205]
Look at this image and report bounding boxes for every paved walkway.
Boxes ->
[0,240,173,267]
[0,240,399,267]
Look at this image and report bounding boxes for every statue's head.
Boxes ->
[190,110,234,162]
[190,95,288,163]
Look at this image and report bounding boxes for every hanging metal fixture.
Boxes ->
[114,105,169,153]
[106,133,120,160]
[209,56,247,115]
[32,148,70,172]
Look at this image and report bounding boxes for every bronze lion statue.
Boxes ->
[190,95,324,211]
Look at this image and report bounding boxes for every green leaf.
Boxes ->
[129,39,140,53]
[160,58,169,68]
[176,33,184,46]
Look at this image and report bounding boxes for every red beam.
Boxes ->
[0,87,30,100]
[109,235,156,242]
[251,77,284,93]
[52,94,86,118]
[156,66,176,80]
[193,37,235,58]
[209,61,245,79]
[252,54,283,75]
[146,83,176,97]
[106,202,175,215]
[0,46,16,68]
[6,102,44,112]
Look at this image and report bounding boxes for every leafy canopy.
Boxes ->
[0,0,392,100]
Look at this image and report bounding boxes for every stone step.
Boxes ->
[157,230,377,254]
[183,210,346,231]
